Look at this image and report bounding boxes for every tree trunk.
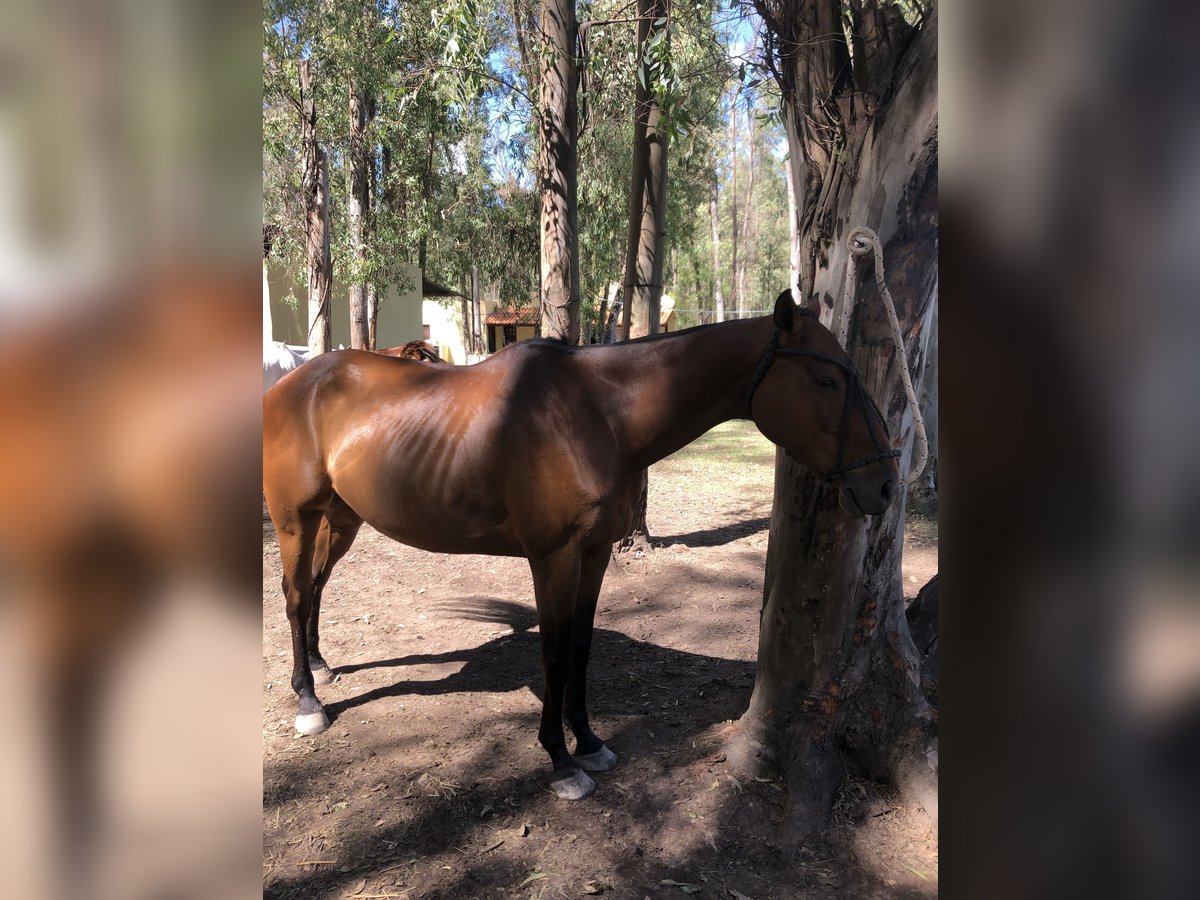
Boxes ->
[370,120,388,351]
[731,2,937,842]
[729,97,739,316]
[614,0,669,554]
[737,101,755,313]
[300,59,331,357]
[709,160,725,322]
[471,269,485,355]
[537,0,581,343]
[613,469,651,556]
[784,137,801,298]
[348,81,372,350]
[620,0,670,341]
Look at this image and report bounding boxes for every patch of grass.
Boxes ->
[654,421,776,493]
[904,510,939,546]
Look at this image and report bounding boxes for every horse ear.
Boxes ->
[772,289,799,333]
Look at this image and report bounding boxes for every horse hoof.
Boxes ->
[311,665,335,686]
[550,768,596,801]
[295,709,330,736]
[575,744,618,773]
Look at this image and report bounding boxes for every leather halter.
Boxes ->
[745,314,900,483]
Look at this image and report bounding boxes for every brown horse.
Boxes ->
[262,290,899,800]
[377,340,444,363]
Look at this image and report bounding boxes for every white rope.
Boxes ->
[844,226,929,486]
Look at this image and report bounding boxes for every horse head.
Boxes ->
[748,290,900,517]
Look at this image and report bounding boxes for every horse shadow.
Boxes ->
[322,596,756,727]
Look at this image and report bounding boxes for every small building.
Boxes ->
[485,306,539,352]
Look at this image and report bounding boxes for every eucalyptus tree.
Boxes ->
[727,0,938,841]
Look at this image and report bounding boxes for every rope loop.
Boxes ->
[842,226,929,486]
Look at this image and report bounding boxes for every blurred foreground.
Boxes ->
[944,0,1200,895]
[0,1,260,898]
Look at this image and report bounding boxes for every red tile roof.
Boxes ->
[485,306,540,326]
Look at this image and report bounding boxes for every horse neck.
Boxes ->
[597,316,774,470]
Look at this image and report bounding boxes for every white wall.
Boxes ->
[422,298,467,363]
[265,262,423,350]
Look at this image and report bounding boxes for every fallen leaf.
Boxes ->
[515,823,529,837]
[348,878,366,895]
[520,871,549,887]
[480,803,494,818]
[581,879,607,894]
[728,889,753,900]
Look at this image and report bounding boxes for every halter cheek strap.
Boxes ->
[745,322,900,483]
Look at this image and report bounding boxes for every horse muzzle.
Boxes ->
[837,468,897,518]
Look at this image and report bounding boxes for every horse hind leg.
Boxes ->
[530,548,596,801]
[306,502,362,685]
[565,549,618,773]
[276,511,330,735]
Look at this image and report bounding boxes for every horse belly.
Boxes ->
[331,464,524,557]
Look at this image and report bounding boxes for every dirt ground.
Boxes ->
[263,422,938,899]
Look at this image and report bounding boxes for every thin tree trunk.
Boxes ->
[300,59,331,357]
[784,135,801,299]
[537,0,581,343]
[418,131,435,272]
[348,81,372,350]
[614,0,669,556]
[738,101,756,312]
[729,96,739,316]
[472,275,485,355]
[371,125,390,351]
[732,2,936,842]
[620,0,670,341]
[709,162,725,322]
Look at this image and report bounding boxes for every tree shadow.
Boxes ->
[653,515,771,548]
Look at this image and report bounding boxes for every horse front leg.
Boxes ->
[564,548,617,773]
[529,549,595,800]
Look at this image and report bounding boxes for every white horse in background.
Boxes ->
[263,342,308,394]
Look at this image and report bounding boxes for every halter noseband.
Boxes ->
[745,312,900,483]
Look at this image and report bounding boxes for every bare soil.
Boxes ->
[263,422,938,899]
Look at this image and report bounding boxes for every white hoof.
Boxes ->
[550,768,596,801]
[575,745,618,773]
[295,709,330,736]
[312,665,335,686]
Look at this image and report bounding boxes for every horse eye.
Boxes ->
[815,376,837,391]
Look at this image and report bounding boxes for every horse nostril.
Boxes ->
[880,479,895,504]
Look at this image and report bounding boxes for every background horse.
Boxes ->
[377,340,444,364]
[262,291,898,800]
